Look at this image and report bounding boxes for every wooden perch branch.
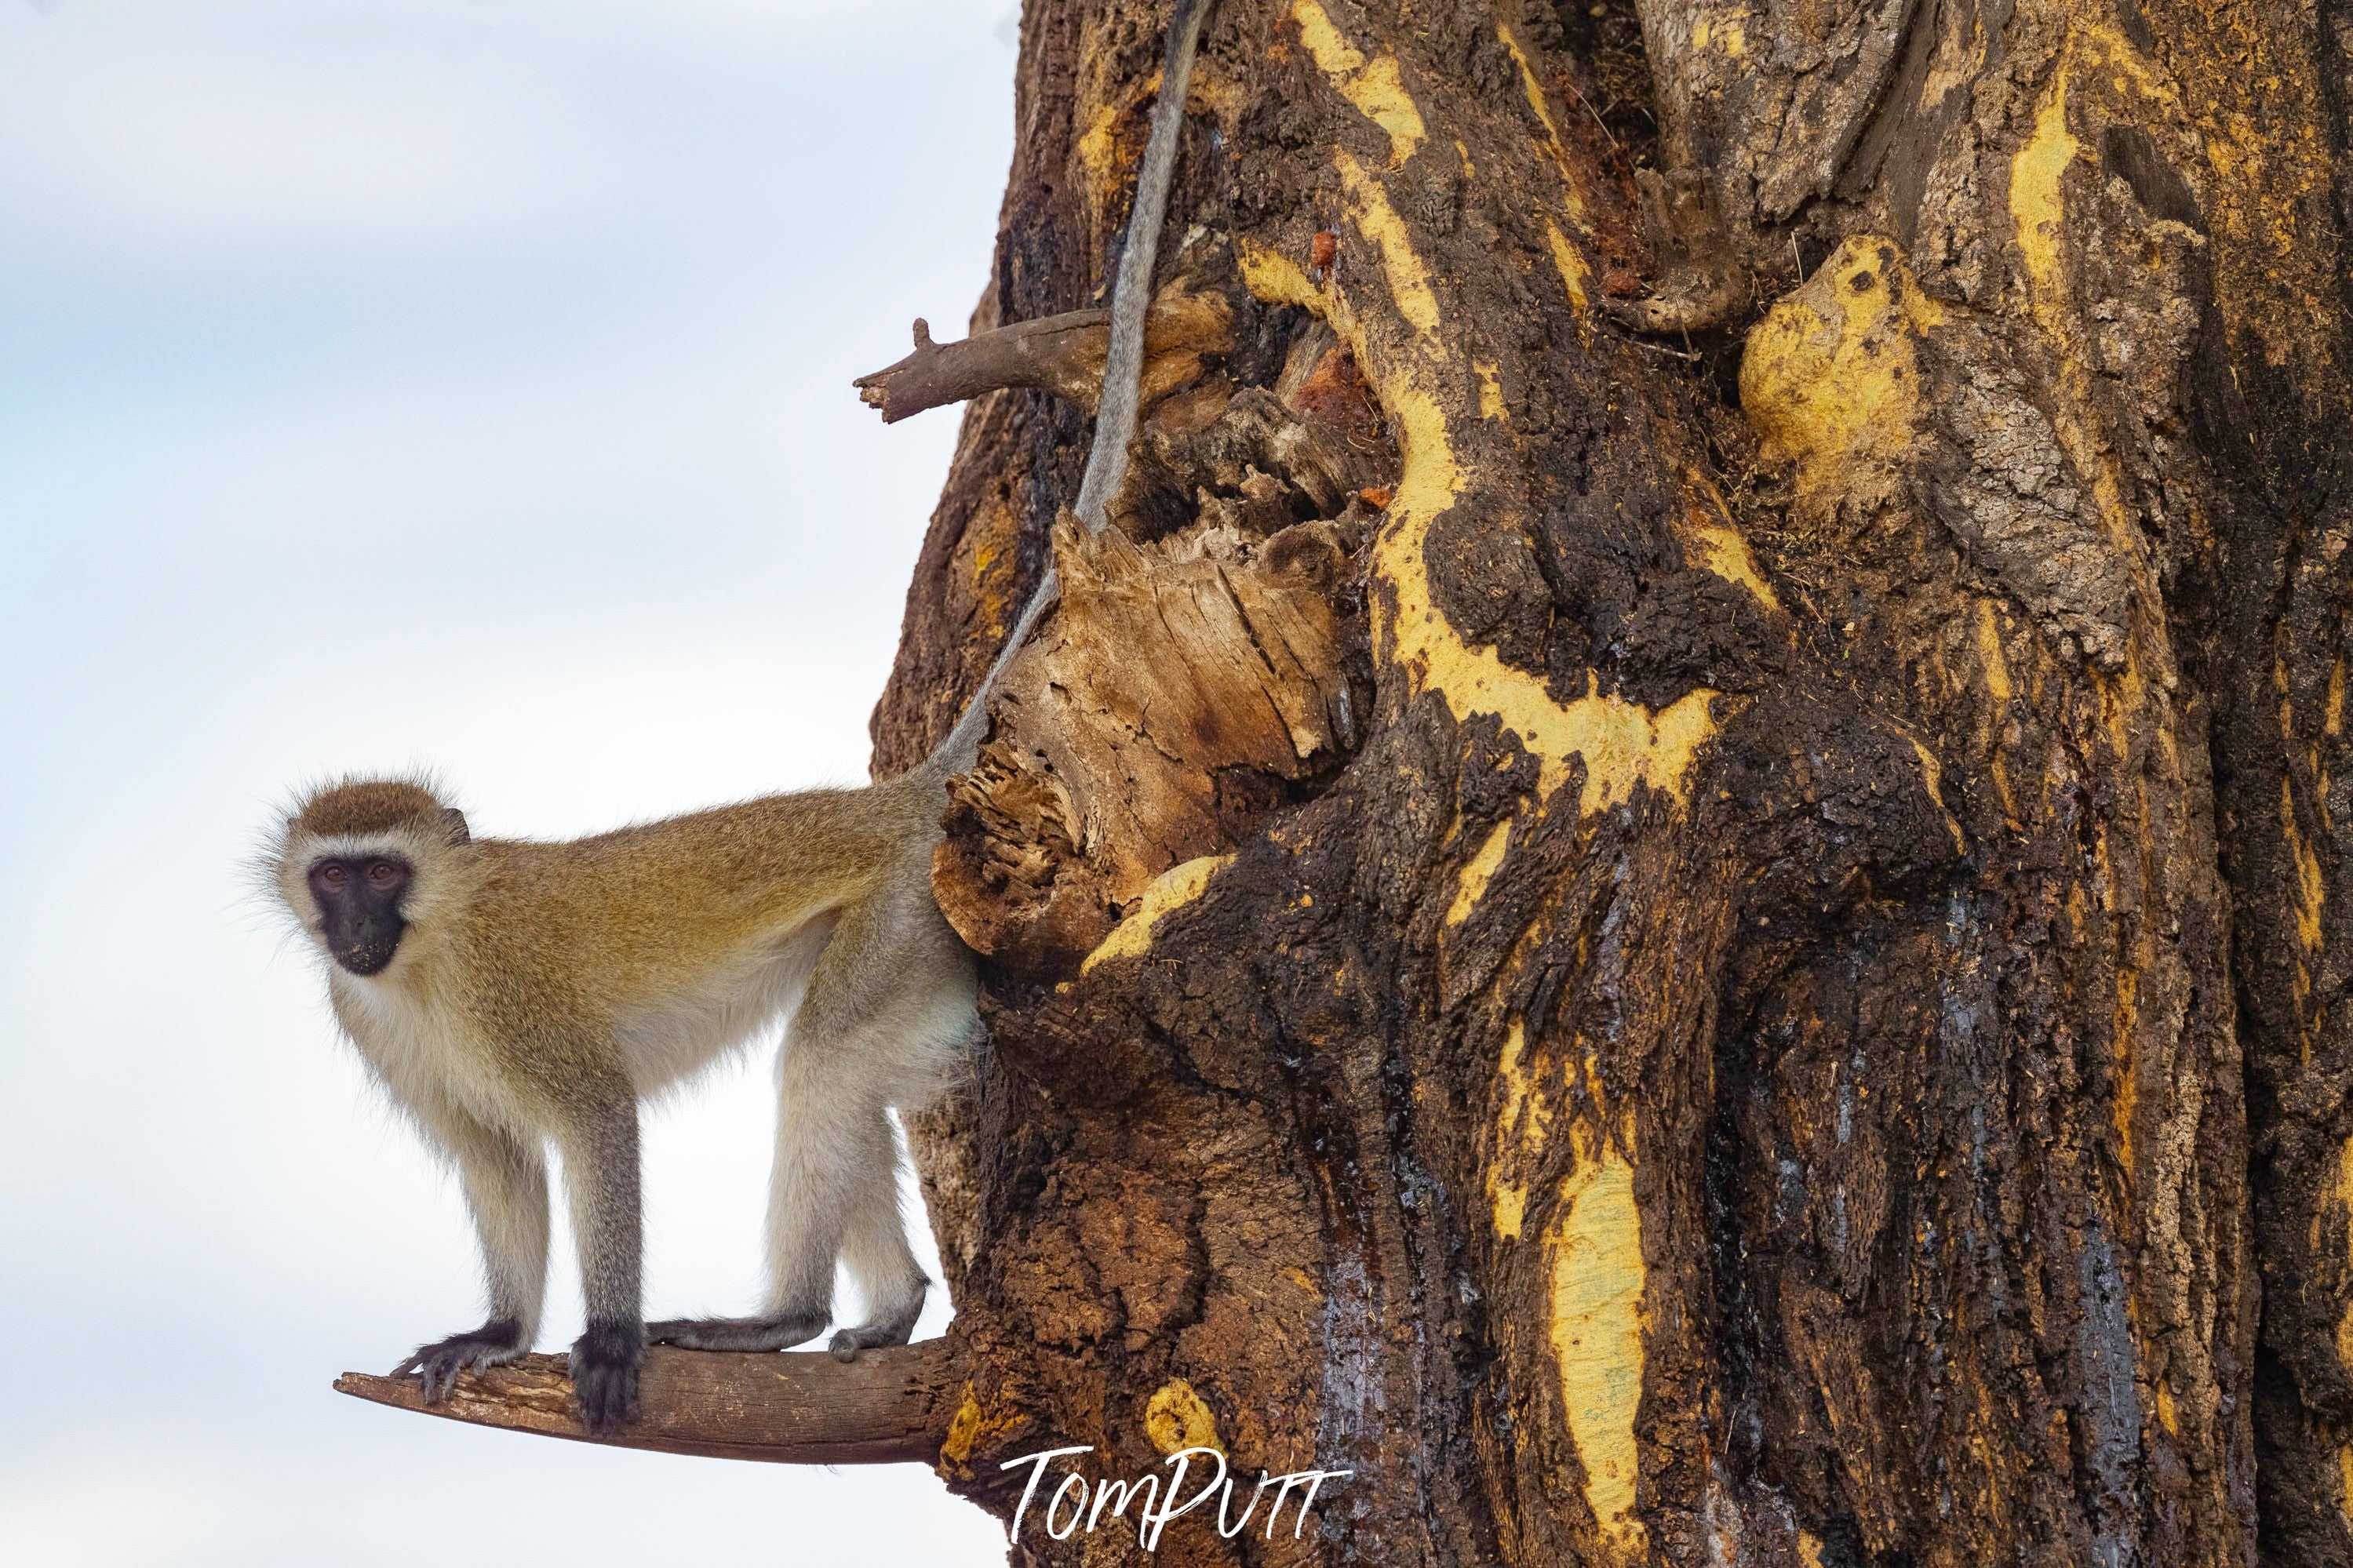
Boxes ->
[853,285,1231,424]
[334,1341,963,1465]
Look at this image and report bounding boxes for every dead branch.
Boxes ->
[853,285,1230,424]
[334,1341,962,1465]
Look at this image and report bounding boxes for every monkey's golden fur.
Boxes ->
[278,770,959,1107]
[290,785,920,1086]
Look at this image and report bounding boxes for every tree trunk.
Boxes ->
[870,0,2353,1561]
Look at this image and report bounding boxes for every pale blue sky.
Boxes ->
[0,3,1018,1562]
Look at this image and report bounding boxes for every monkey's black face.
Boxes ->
[308,855,413,976]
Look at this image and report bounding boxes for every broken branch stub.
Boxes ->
[333,1342,961,1465]
[852,282,1232,424]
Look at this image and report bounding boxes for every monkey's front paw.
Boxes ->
[392,1319,527,1403]
[646,1311,828,1352]
[566,1320,644,1433]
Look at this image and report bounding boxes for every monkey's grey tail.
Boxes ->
[1070,0,1213,533]
[920,562,1060,779]
[916,0,1214,784]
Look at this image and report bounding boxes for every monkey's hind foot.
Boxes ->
[828,1313,920,1362]
[644,1310,828,1353]
[566,1319,644,1433]
[392,1319,528,1403]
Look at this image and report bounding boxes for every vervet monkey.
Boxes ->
[270,766,980,1430]
[268,0,1215,1434]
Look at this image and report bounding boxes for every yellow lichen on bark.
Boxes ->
[1548,1148,1648,1560]
[1688,12,1747,56]
[2009,51,2142,576]
[1334,151,1441,335]
[1237,238,1325,313]
[1496,19,1592,226]
[1076,69,1163,197]
[1485,980,1647,1546]
[2160,0,2338,398]
[1904,736,1969,854]
[1355,293,1718,813]
[942,1389,985,1464]
[1289,0,1425,165]
[1972,601,2024,821]
[2008,60,2080,297]
[1544,217,1593,314]
[2286,777,2327,953]
[942,1384,1024,1466]
[1449,817,1515,927]
[1679,475,1781,612]
[1490,1020,1553,1240]
[1475,358,1506,420]
[955,491,1022,642]
[1739,234,1940,498]
[1080,854,1234,973]
[1682,525,1777,609]
[1145,1379,1222,1456]
[1493,1178,1528,1243]
[1976,600,2014,704]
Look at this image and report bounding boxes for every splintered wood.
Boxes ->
[931,343,1393,973]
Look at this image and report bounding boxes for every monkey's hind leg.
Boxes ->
[652,888,969,1356]
[826,1108,930,1361]
[646,1026,883,1353]
[643,1002,872,1355]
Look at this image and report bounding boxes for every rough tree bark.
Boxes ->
[861,0,2353,1563]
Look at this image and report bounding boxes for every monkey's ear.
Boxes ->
[440,808,471,846]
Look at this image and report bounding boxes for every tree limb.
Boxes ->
[853,286,1230,424]
[333,1341,963,1464]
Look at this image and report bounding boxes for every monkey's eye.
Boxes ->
[367,860,403,890]
[319,864,348,887]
